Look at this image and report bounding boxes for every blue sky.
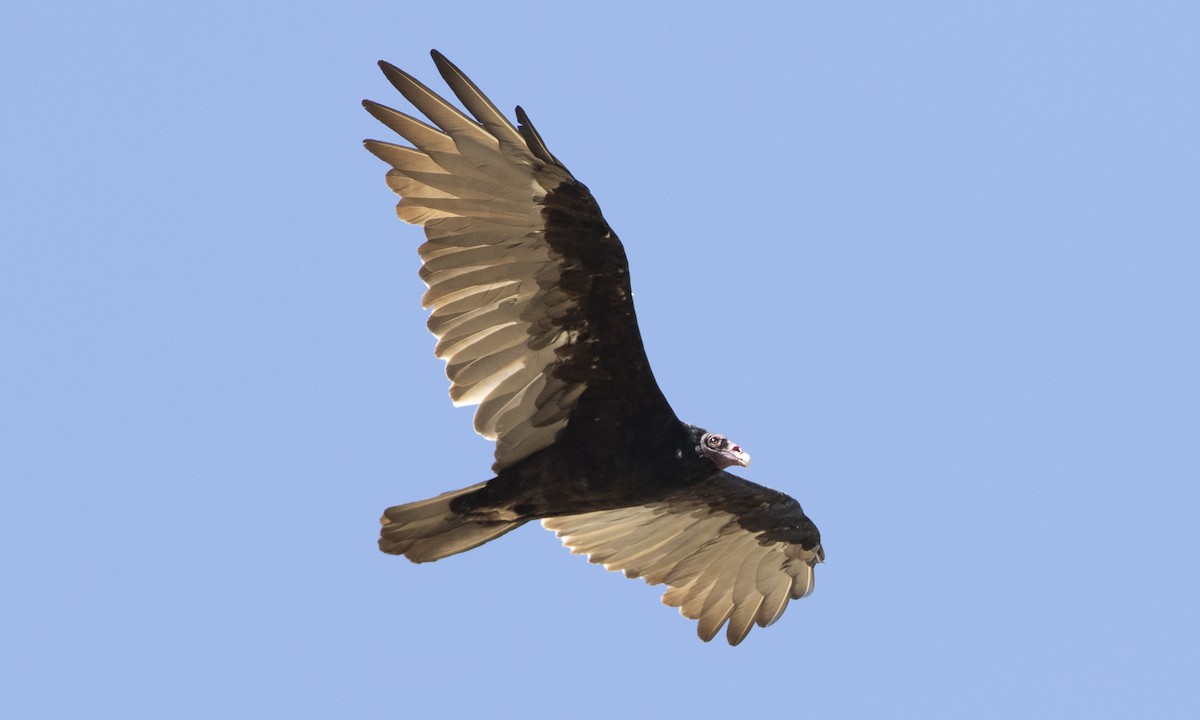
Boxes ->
[3,1,1198,718]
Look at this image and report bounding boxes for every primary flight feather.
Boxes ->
[364,50,823,645]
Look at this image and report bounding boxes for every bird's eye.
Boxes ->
[705,434,723,448]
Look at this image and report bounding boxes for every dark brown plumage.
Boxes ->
[364,51,822,645]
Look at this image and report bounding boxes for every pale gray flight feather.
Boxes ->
[364,56,588,471]
[542,496,821,645]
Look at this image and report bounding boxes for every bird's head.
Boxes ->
[697,431,751,469]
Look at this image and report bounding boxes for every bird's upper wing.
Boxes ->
[364,52,668,472]
[541,474,824,645]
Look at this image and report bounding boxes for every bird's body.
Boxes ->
[364,51,822,645]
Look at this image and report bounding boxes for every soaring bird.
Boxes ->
[364,51,823,645]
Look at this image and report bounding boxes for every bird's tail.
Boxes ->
[378,482,526,562]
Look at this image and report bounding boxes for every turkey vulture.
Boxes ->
[363,51,823,645]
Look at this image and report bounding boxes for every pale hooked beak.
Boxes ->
[731,446,751,468]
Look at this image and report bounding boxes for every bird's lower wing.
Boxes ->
[541,475,823,646]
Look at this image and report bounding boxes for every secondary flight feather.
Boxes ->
[364,50,823,645]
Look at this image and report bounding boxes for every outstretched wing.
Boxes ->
[364,51,668,472]
[541,474,824,646]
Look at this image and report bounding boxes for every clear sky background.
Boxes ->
[3,2,1198,718]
